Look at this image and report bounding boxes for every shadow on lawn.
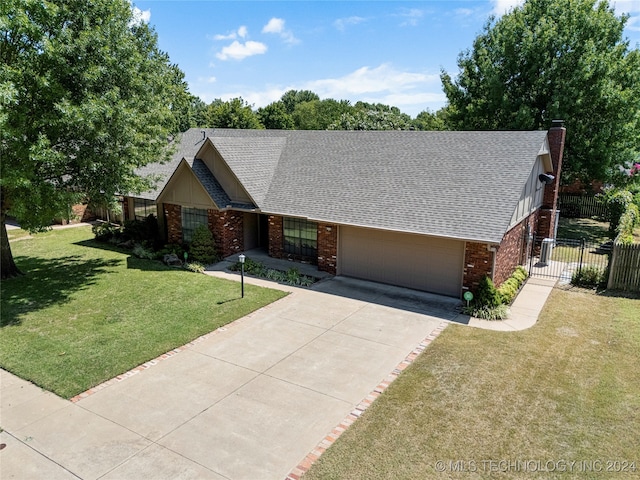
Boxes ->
[74,239,180,273]
[1,255,121,327]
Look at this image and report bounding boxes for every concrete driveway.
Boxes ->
[1,276,459,480]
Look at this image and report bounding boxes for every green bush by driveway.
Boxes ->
[0,226,286,399]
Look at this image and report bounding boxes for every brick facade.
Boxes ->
[493,213,537,286]
[164,203,182,244]
[208,209,244,258]
[268,215,284,259]
[317,223,338,274]
[538,123,566,239]
[463,242,494,293]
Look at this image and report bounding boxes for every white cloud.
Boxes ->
[262,17,299,45]
[626,15,640,31]
[334,16,367,31]
[216,40,267,61]
[303,64,438,98]
[397,8,424,27]
[491,0,525,15]
[455,8,475,17]
[130,6,151,25]
[611,0,640,14]
[214,26,248,41]
[194,64,444,117]
[262,18,285,34]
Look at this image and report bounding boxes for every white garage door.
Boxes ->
[338,226,464,297]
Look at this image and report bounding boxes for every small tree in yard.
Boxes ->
[1,0,187,279]
[188,224,218,265]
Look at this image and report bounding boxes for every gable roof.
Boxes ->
[135,128,549,244]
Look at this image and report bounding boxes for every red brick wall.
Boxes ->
[268,215,284,259]
[540,124,566,238]
[493,212,537,286]
[164,203,182,244]
[208,209,244,258]
[317,223,337,274]
[463,242,494,294]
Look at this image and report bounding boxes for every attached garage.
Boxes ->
[338,226,465,297]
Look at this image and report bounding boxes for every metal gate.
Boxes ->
[528,235,612,285]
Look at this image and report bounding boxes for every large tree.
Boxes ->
[1,0,184,278]
[441,0,640,183]
[204,97,263,129]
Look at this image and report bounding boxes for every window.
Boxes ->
[182,207,208,243]
[283,218,317,258]
[134,199,157,221]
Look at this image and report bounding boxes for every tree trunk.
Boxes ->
[1,214,23,279]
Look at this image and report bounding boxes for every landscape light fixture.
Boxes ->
[239,254,245,298]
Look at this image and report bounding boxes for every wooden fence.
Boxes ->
[558,194,608,219]
[607,242,640,292]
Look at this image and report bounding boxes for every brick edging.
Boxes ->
[285,321,449,480]
[68,306,271,403]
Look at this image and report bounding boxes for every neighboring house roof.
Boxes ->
[134,128,549,244]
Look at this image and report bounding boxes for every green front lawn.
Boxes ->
[0,226,287,399]
[304,289,640,479]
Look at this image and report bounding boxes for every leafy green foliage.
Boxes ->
[132,243,156,260]
[188,224,218,264]
[280,89,320,115]
[616,203,640,244]
[229,257,316,287]
[571,265,607,288]
[92,222,122,242]
[1,0,187,278]
[204,97,263,129]
[598,187,634,237]
[441,0,640,183]
[184,261,205,274]
[256,101,294,129]
[122,215,161,249]
[497,266,528,304]
[463,304,510,320]
[474,276,502,308]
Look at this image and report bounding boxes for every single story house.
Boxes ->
[123,123,566,298]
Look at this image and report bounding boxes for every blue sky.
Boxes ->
[133,1,640,117]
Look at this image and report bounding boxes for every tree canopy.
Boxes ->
[441,0,640,183]
[0,0,188,278]
[203,97,263,129]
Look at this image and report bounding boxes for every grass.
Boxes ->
[304,289,640,479]
[555,217,610,244]
[5,227,31,241]
[0,226,287,399]
[552,218,611,266]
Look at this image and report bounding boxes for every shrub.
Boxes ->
[122,215,161,248]
[474,276,502,308]
[571,265,606,289]
[184,261,205,274]
[598,188,633,237]
[158,243,186,259]
[497,266,528,304]
[229,258,317,286]
[616,202,639,245]
[132,243,156,260]
[92,222,121,241]
[463,304,509,321]
[189,224,218,264]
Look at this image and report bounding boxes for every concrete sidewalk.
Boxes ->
[0,272,555,480]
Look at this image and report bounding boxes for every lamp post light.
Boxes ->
[238,254,245,298]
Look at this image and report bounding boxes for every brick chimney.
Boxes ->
[537,120,566,239]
